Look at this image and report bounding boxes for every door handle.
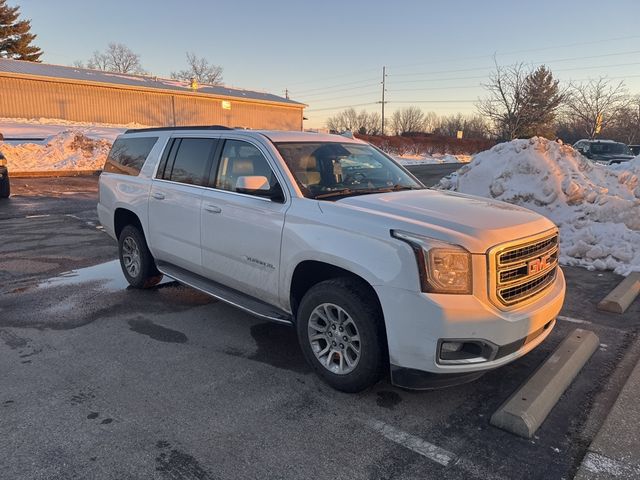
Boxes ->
[152,192,165,200]
[204,204,222,214]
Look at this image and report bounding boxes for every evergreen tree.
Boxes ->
[521,65,564,138]
[0,0,42,62]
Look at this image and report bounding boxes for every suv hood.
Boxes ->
[331,189,556,253]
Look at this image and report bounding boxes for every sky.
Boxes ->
[15,0,640,128]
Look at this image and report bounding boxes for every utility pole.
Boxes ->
[380,66,387,135]
[285,88,290,100]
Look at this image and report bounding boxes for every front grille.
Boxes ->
[492,232,559,307]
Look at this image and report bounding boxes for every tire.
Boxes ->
[118,225,162,289]
[0,176,9,199]
[296,277,385,392]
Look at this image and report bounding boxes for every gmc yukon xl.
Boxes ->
[98,126,565,392]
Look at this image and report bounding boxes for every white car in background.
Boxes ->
[98,127,565,392]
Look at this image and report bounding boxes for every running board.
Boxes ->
[156,261,293,325]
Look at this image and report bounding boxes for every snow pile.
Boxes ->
[395,153,471,165]
[0,130,112,172]
[438,137,640,275]
[0,117,146,142]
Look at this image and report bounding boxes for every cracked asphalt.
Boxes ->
[1,174,639,480]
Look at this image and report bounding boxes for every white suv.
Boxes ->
[98,126,565,392]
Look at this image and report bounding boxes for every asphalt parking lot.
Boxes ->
[1,172,639,480]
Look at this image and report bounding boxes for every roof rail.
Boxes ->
[124,125,233,134]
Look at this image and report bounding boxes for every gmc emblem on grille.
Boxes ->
[528,253,552,275]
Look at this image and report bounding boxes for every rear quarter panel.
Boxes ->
[97,134,169,242]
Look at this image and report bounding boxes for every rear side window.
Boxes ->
[104,137,158,176]
[163,138,218,186]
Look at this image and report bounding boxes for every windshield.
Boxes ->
[589,142,632,155]
[275,142,423,199]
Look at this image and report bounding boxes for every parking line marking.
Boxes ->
[557,315,591,325]
[25,214,50,218]
[366,419,456,466]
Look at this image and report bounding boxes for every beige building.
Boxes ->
[0,59,305,130]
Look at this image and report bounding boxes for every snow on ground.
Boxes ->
[395,153,471,165]
[0,117,147,143]
[0,130,112,172]
[437,137,640,275]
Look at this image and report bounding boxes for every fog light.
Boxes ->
[441,341,463,353]
[438,339,497,364]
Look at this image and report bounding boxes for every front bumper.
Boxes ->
[375,267,565,389]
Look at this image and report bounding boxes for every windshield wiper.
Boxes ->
[313,185,420,200]
[313,188,357,199]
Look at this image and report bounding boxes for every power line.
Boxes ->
[286,34,640,93]
[387,61,640,93]
[390,100,477,104]
[305,102,379,113]
[385,34,640,73]
[286,69,380,89]
[388,49,640,79]
[297,82,380,98]
[302,90,380,104]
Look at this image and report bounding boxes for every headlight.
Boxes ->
[392,230,472,294]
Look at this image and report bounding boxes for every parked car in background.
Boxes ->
[573,139,635,165]
[98,127,565,392]
[0,135,9,198]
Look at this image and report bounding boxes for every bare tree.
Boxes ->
[326,108,380,134]
[615,96,640,145]
[422,111,439,133]
[389,106,425,135]
[564,77,631,139]
[359,110,381,135]
[87,43,146,75]
[435,113,490,139]
[171,52,223,85]
[477,61,531,140]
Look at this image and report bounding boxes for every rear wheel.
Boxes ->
[296,278,385,392]
[118,225,162,288]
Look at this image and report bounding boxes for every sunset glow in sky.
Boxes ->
[17,0,640,128]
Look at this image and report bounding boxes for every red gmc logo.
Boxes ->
[528,253,552,275]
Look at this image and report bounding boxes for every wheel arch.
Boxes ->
[289,260,384,325]
[114,207,144,239]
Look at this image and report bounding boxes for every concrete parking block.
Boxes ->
[574,350,640,479]
[491,328,599,438]
[597,272,640,314]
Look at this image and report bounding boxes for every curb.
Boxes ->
[574,340,640,479]
[597,273,640,314]
[491,328,599,438]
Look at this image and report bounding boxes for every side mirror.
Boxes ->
[236,176,285,203]
[236,175,269,192]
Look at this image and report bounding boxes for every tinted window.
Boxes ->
[215,140,277,193]
[166,138,217,186]
[104,137,158,175]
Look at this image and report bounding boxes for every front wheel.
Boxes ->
[118,225,162,289]
[296,278,385,392]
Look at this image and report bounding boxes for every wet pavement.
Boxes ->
[1,174,638,480]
